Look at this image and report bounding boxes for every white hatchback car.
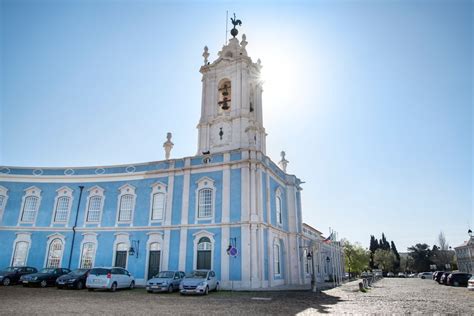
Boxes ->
[86,267,135,292]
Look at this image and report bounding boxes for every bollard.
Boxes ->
[359,282,365,292]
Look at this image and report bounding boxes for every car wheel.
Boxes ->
[129,281,135,290]
[204,286,209,295]
[88,288,94,292]
[2,277,10,286]
[76,281,83,290]
[40,280,48,288]
[215,283,219,292]
[421,276,425,279]
[110,282,117,292]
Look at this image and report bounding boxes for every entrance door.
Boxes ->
[148,250,161,279]
[115,251,127,268]
[197,250,211,269]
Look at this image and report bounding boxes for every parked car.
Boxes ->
[418,272,433,279]
[179,270,219,295]
[467,276,474,291]
[387,272,395,277]
[397,272,406,278]
[146,270,185,293]
[56,269,90,290]
[439,272,451,285]
[434,271,448,283]
[86,267,135,292]
[408,273,417,278]
[0,266,37,286]
[20,268,70,287]
[446,273,472,287]
[433,271,443,280]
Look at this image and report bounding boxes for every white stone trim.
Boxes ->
[17,186,42,226]
[0,185,9,222]
[83,186,105,226]
[44,233,66,268]
[192,230,215,270]
[144,232,164,280]
[78,232,98,269]
[111,232,130,269]
[149,182,167,225]
[10,232,32,266]
[194,176,216,222]
[50,186,74,227]
[115,184,136,226]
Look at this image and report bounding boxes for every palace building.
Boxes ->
[0,24,344,288]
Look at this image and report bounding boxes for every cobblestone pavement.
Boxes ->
[0,278,472,315]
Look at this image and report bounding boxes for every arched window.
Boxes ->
[0,185,8,221]
[46,238,64,268]
[151,193,165,221]
[274,243,281,275]
[80,242,96,269]
[54,196,71,222]
[12,241,29,266]
[87,196,102,222]
[197,237,212,269]
[21,196,39,223]
[198,188,213,218]
[276,195,282,225]
[118,194,134,222]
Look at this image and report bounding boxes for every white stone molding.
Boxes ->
[0,185,9,222]
[111,232,130,268]
[50,186,74,227]
[221,166,230,223]
[78,232,98,268]
[10,232,32,266]
[194,176,216,223]
[192,230,215,270]
[144,232,164,280]
[115,184,137,226]
[148,182,167,225]
[161,230,171,270]
[164,175,174,226]
[180,170,190,225]
[178,228,187,271]
[83,186,105,226]
[17,186,42,226]
[43,233,66,268]
[220,225,230,284]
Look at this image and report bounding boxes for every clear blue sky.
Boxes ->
[1,0,472,251]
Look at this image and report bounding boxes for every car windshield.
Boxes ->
[156,271,175,278]
[2,267,19,272]
[40,268,55,274]
[89,268,110,276]
[69,269,88,276]
[186,271,208,278]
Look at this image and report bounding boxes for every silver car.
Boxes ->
[86,267,135,292]
[179,270,219,295]
[146,270,185,293]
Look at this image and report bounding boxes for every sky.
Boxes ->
[0,0,472,251]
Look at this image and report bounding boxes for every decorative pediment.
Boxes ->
[151,181,167,192]
[118,184,136,194]
[24,186,41,196]
[56,186,73,196]
[196,176,215,188]
[88,185,104,195]
[0,185,8,195]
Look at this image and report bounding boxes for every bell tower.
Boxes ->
[197,16,266,155]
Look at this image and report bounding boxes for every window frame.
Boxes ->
[84,186,105,225]
[195,177,216,222]
[274,242,281,276]
[45,236,65,268]
[275,188,283,226]
[79,233,98,269]
[116,184,136,225]
[149,182,167,223]
[192,230,215,270]
[51,186,74,225]
[18,186,42,225]
[0,185,9,222]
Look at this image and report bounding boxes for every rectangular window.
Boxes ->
[86,196,102,222]
[274,244,280,275]
[21,196,38,222]
[12,241,29,266]
[151,193,165,220]
[54,196,70,222]
[0,195,5,209]
[80,242,95,269]
[198,189,212,218]
[118,195,133,222]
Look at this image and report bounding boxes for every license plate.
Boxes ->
[151,285,159,289]
[23,281,28,284]
[58,281,64,285]
[93,279,101,283]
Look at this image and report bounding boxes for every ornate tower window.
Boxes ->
[150,182,167,222]
[85,186,105,224]
[52,186,73,224]
[195,177,216,220]
[218,79,231,111]
[19,186,41,224]
[117,184,136,223]
[0,185,8,222]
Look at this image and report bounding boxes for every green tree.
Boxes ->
[373,249,396,272]
[369,235,379,269]
[408,243,432,272]
[343,240,370,277]
[391,241,401,272]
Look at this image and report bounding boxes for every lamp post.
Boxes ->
[307,251,317,292]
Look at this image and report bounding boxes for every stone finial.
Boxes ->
[240,34,248,49]
[278,151,289,172]
[163,132,174,160]
[202,46,209,65]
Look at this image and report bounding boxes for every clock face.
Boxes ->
[211,122,232,147]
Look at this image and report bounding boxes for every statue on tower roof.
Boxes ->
[230,13,242,38]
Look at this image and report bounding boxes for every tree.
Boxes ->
[343,239,370,277]
[369,235,379,269]
[438,231,449,250]
[373,249,396,272]
[407,243,432,272]
[431,232,454,270]
[380,233,390,251]
[391,241,401,272]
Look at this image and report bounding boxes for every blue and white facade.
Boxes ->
[0,33,330,289]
